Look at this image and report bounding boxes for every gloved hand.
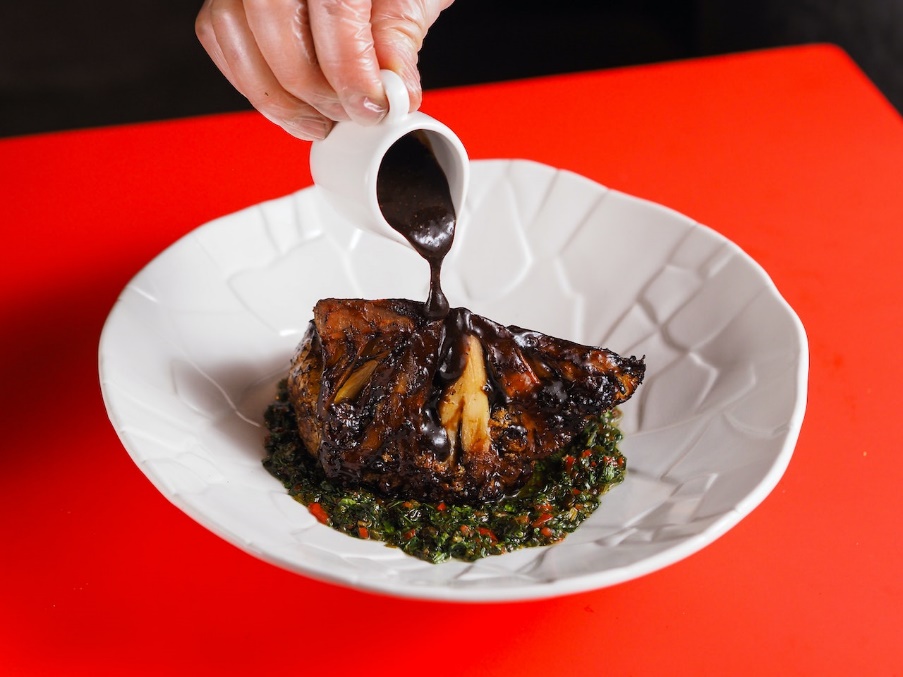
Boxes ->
[196,0,454,140]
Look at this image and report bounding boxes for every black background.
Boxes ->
[2,0,901,138]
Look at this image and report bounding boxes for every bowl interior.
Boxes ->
[99,159,807,602]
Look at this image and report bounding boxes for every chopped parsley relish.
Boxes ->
[263,380,627,563]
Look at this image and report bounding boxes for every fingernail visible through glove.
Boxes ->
[284,115,333,141]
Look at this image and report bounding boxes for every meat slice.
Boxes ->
[288,298,645,503]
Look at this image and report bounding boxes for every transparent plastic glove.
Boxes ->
[196,0,454,140]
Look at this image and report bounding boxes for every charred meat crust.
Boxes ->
[288,298,644,504]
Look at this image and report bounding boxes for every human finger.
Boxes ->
[306,0,388,125]
[370,0,453,112]
[197,0,333,140]
[243,0,350,121]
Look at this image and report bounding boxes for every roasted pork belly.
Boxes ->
[288,298,645,503]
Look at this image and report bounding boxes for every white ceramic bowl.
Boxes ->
[99,159,808,602]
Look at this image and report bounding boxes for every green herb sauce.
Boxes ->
[263,379,627,563]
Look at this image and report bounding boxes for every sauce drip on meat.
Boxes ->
[370,132,644,500]
[377,131,455,319]
[268,130,644,559]
[288,297,645,503]
[373,133,481,387]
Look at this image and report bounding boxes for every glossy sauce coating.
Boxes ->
[377,131,455,319]
[288,298,644,503]
[287,133,645,503]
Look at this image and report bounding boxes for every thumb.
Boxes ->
[371,0,454,112]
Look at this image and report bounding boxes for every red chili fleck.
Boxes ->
[532,513,553,528]
[459,524,472,535]
[571,488,581,496]
[540,526,553,538]
[581,449,593,458]
[437,502,447,512]
[536,503,553,514]
[358,526,370,539]
[564,455,576,473]
[403,528,417,540]
[478,527,498,543]
[308,502,329,524]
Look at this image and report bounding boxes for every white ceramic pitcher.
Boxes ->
[309,70,470,248]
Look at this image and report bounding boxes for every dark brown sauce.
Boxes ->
[268,124,641,554]
[374,133,554,450]
[371,132,644,496]
[377,131,456,319]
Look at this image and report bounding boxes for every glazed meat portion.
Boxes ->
[288,298,645,503]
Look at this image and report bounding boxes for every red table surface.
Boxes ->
[2,44,901,675]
